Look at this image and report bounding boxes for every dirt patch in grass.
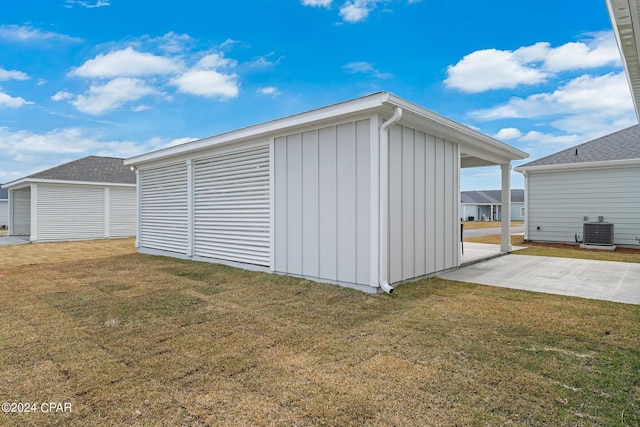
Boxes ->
[1,240,638,425]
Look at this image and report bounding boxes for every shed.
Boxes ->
[2,156,136,242]
[125,92,528,293]
[515,125,640,247]
[460,189,524,221]
[0,187,8,228]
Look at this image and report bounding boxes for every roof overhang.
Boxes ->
[514,157,640,173]
[124,92,528,168]
[607,0,640,121]
[2,178,136,191]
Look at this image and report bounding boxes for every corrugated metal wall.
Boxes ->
[139,162,189,253]
[109,187,136,237]
[37,184,105,240]
[527,167,640,247]
[12,188,31,235]
[273,119,372,286]
[388,125,459,283]
[193,144,270,266]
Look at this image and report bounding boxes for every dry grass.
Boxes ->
[461,220,524,230]
[1,239,638,426]
[466,234,640,264]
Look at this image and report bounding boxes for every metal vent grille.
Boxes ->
[583,222,614,246]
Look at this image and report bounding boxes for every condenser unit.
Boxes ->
[583,222,614,246]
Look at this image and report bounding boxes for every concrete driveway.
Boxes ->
[440,253,640,305]
[0,235,30,246]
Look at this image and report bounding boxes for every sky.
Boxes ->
[0,0,636,191]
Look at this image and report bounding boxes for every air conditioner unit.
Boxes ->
[583,222,614,246]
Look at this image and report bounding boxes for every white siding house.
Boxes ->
[125,92,528,293]
[2,156,136,242]
[515,125,640,248]
[460,190,524,221]
[0,187,8,229]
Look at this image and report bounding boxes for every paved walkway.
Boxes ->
[0,235,30,246]
[441,250,640,305]
[462,225,524,238]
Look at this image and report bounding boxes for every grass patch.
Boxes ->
[467,234,640,263]
[462,220,524,230]
[0,239,638,425]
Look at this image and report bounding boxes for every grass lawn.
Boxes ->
[1,239,638,425]
[462,220,524,230]
[466,234,640,264]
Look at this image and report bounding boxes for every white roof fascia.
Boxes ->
[514,158,640,173]
[607,0,640,121]
[384,94,529,163]
[2,178,136,190]
[125,93,387,166]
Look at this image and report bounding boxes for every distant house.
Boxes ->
[0,187,8,228]
[460,189,524,221]
[515,125,640,248]
[124,92,528,293]
[2,156,136,242]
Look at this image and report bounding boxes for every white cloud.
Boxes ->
[170,70,239,99]
[446,32,622,93]
[0,91,32,108]
[494,128,522,140]
[471,72,633,121]
[70,47,183,78]
[340,0,373,23]
[195,53,237,70]
[71,77,158,115]
[302,0,332,6]
[257,86,280,96]
[343,61,393,79]
[0,24,81,43]
[65,0,110,8]
[445,48,549,93]
[0,67,29,81]
[131,105,151,112]
[51,91,74,101]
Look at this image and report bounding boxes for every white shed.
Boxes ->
[125,92,528,293]
[515,125,640,248]
[0,187,8,229]
[2,156,136,242]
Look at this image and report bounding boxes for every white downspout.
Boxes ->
[379,107,403,294]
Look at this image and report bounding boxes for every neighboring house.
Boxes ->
[125,92,528,293]
[2,156,136,242]
[514,125,640,248]
[460,189,524,221]
[0,187,8,228]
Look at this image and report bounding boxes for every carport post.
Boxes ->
[501,163,512,253]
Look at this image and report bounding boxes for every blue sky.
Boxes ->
[0,0,636,190]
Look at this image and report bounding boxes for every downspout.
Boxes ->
[379,107,403,294]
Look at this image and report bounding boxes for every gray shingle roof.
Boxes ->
[461,189,524,204]
[518,124,640,168]
[21,156,135,184]
[0,187,8,199]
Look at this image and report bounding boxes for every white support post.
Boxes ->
[30,184,38,242]
[500,163,512,252]
[135,169,140,248]
[7,190,13,235]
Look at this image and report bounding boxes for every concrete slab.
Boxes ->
[0,236,30,246]
[440,254,640,305]
[461,242,526,265]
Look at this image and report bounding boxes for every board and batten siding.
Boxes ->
[388,125,459,284]
[139,162,189,253]
[527,166,640,247]
[273,119,372,287]
[193,144,270,266]
[0,200,8,227]
[12,187,31,235]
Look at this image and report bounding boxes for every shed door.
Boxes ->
[12,188,31,235]
[193,144,270,266]
[140,162,189,253]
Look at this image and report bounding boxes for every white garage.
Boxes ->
[125,92,528,293]
[2,156,136,242]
